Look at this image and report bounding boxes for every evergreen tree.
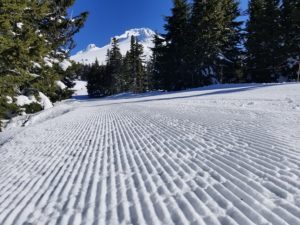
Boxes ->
[189,0,223,85]
[218,0,243,83]
[245,0,281,82]
[0,1,50,95]
[162,0,190,90]
[42,1,88,60]
[189,0,242,85]
[106,38,123,94]
[281,0,300,80]
[87,60,110,97]
[150,34,168,90]
[121,51,134,92]
[0,0,87,128]
[126,36,146,93]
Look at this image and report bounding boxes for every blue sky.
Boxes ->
[70,0,249,54]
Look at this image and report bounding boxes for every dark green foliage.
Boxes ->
[150,0,242,90]
[162,0,190,91]
[245,0,282,82]
[106,38,123,94]
[86,60,112,97]
[24,102,43,114]
[125,36,146,93]
[66,62,91,81]
[151,35,168,90]
[0,0,87,129]
[0,98,20,120]
[281,0,300,80]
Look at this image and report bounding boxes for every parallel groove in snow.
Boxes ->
[0,86,300,225]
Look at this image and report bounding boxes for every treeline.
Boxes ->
[0,1,87,128]
[152,0,300,91]
[86,36,152,97]
[87,0,300,96]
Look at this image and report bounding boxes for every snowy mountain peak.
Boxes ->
[85,44,98,51]
[114,28,156,43]
[71,28,156,65]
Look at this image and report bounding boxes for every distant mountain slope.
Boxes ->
[71,28,156,65]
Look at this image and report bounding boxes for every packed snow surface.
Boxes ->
[71,28,156,65]
[0,83,300,225]
[72,80,88,97]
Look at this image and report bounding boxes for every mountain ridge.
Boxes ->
[71,28,156,65]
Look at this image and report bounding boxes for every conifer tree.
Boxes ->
[0,1,50,95]
[162,0,190,90]
[189,0,222,85]
[0,0,87,127]
[121,51,134,92]
[151,34,168,90]
[281,0,300,80]
[218,0,243,83]
[189,0,242,85]
[123,36,146,93]
[245,0,281,82]
[106,38,123,94]
[42,1,88,60]
[87,60,110,97]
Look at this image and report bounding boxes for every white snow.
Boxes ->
[59,59,72,71]
[71,28,156,65]
[16,22,23,29]
[6,96,13,104]
[38,92,53,109]
[15,95,37,106]
[32,62,42,69]
[44,56,59,68]
[56,81,67,90]
[0,83,300,225]
[72,80,88,97]
[14,93,53,110]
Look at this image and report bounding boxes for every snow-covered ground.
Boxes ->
[0,83,300,225]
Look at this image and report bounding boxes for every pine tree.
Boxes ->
[0,0,87,128]
[121,51,134,92]
[42,1,88,61]
[122,36,146,93]
[35,0,88,100]
[189,0,223,85]
[0,1,50,94]
[150,34,168,90]
[106,38,123,94]
[87,60,110,97]
[162,0,190,90]
[0,1,52,123]
[245,0,281,82]
[189,0,242,85]
[281,0,300,80]
[218,0,243,83]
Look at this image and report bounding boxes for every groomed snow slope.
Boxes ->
[0,83,300,225]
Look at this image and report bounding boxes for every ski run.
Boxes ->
[0,83,300,225]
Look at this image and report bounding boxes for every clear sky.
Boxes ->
[70,0,249,54]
